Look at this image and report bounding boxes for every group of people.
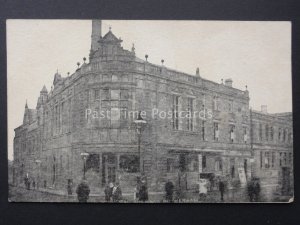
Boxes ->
[24,175,36,190]
[74,176,261,203]
[104,182,122,202]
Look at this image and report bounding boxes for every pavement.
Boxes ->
[8,184,292,203]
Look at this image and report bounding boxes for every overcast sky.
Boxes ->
[7,20,292,160]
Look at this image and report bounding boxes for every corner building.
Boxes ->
[13,20,292,199]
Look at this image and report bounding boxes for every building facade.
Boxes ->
[250,108,293,199]
[12,20,293,199]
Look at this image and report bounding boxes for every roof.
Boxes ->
[100,30,122,43]
[41,85,48,93]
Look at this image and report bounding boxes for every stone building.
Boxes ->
[250,107,293,198]
[13,20,293,199]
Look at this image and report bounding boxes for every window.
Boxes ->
[278,128,281,142]
[271,152,275,168]
[243,127,248,143]
[230,125,235,143]
[94,89,99,100]
[265,152,270,168]
[201,120,205,140]
[283,129,286,142]
[167,158,174,172]
[279,152,282,166]
[120,89,129,100]
[172,95,179,130]
[265,124,269,141]
[213,96,219,111]
[119,155,139,173]
[289,153,292,165]
[215,159,222,171]
[202,155,206,169]
[288,132,292,143]
[214,122,219,141]
[260,151,263,168]
[101,89,110,100]
[270,126,274,141]
[228,100,233,112]
[259,123,263,141]
[111,90,120,100]
[187,98,193,131]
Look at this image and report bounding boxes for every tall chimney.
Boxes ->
[91,20,102,52]
[224,78,233,87]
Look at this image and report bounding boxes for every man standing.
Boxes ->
[76,180,90,203]
[165,180,174,203]
[219,179,225,202]
[112,182,122,202]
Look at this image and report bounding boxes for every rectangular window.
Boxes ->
[265,124,269,141]
[214,122,219,141]
[278,128,281,142]
[201,120,205,141]
[187,98,193,131]
[94,89,99,100]
[202,155,206,169]
[259,123,263,141]
[271,152,275,168]
[270,126,274,141]
[279,152,282,166]
[120,89,129,100]
[265,152,270,168]
[230,125,235,143]
[167,158,174,172]
[260,151,263,168]
[283,129,286,142]
[243,127,248,143]
[101,89,110,100]
[172,95,179,130]
[213,96,219,111]
[284,152,287,165]
[289,153,292,165]
[119,155,139,173]
[111,90,120,100]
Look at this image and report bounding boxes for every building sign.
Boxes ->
[199,179,208,194]
[238,167,247,186]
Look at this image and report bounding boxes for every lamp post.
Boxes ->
[134,111,147,173]
[35,159,41,189]
[80,153,89,180]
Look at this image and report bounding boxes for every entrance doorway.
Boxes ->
[102,153,117,186]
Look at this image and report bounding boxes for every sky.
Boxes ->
[7,20,292,160]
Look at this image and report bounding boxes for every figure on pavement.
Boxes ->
[76,180,90,203]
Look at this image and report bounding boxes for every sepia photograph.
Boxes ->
[7,19,293,203]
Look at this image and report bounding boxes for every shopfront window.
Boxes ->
[119,155,139,173]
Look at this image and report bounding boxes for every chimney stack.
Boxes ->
[224,78,233,87]
[91,20,102,52]
[261,105,268,113]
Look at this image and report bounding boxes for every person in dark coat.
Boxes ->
[138,179,148,202]
[112,183,122,202]
[219,180,225,202]
[67,179,73,195]
[76,180,90,203]
[253,178,261,202]
[247,179,255,202]
[165,180,174,203]
[104,184,112,202]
